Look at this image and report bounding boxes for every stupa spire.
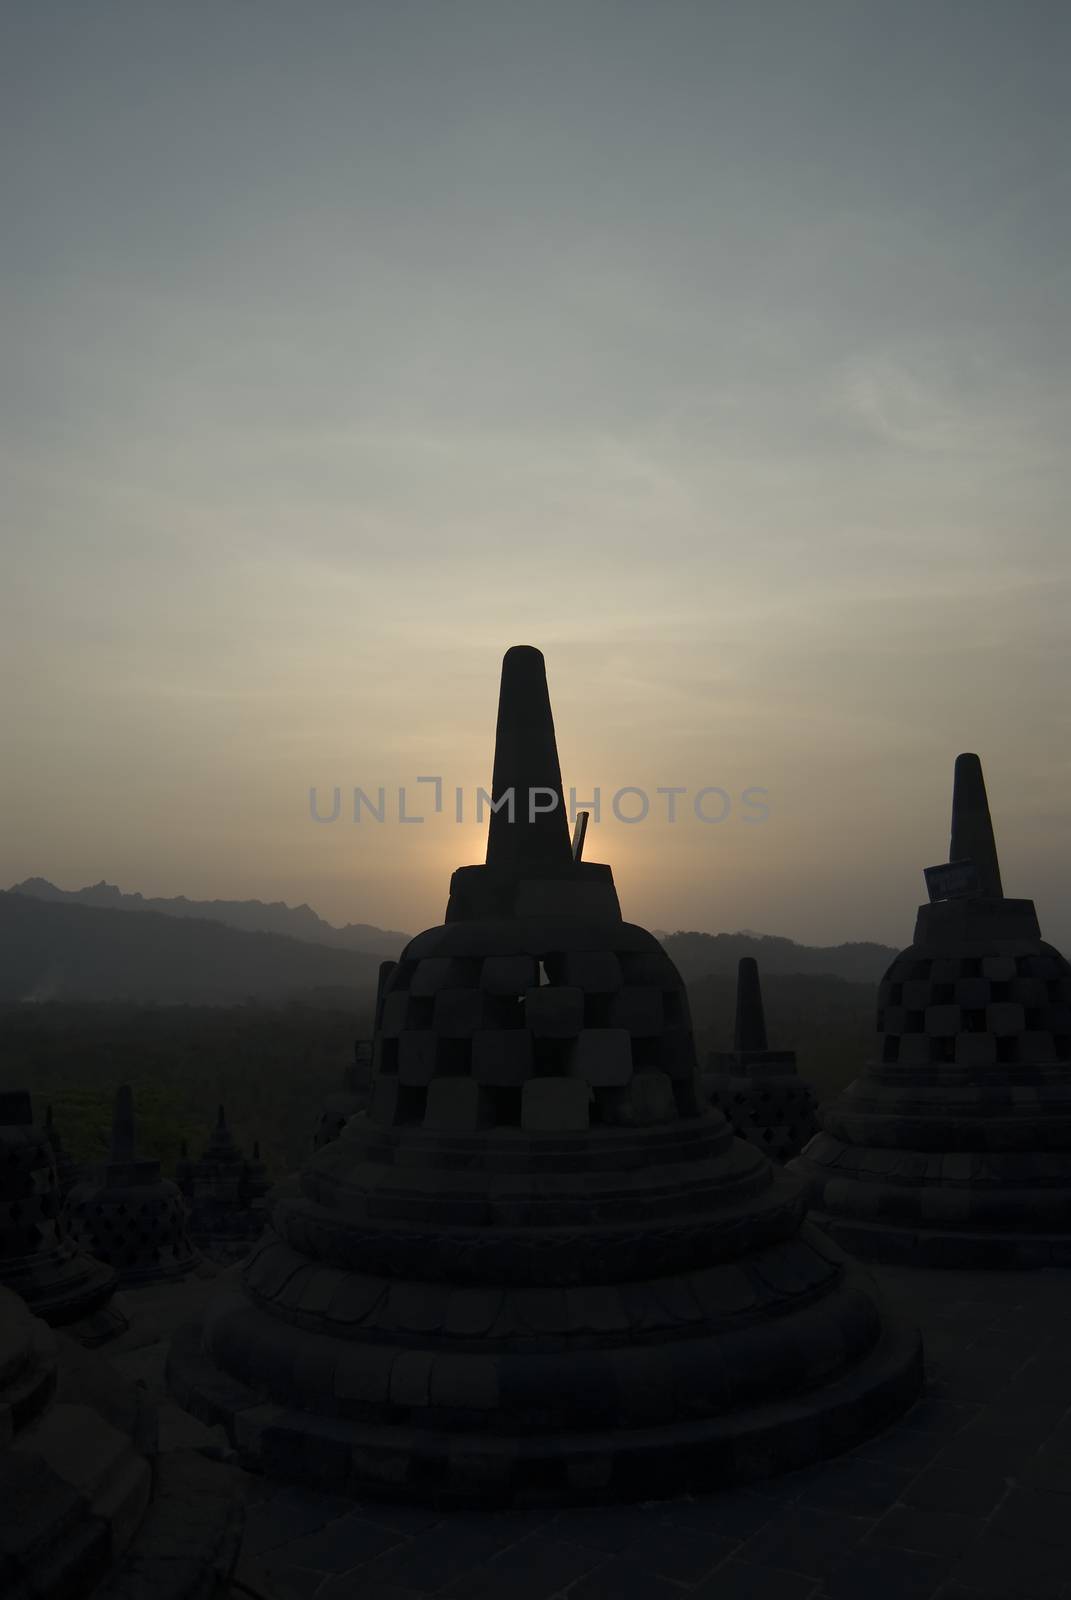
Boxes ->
[733,957,768,1052]
[950,752,1003,898]
[485,645,572,872]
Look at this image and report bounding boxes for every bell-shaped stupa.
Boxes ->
[67,1085,199,1285]
[0,1090,116,1326]
[170,646,920,1505]
[704,958,818,1162]
[791,753,1071,1268]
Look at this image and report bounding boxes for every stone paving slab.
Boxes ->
[142,1263,1071,1599]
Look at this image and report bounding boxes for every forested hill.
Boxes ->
[9,877,409,958]
[662,929,897,985]
[0,892,382,1005]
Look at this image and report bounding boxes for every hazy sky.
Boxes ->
[3,2,1069,949]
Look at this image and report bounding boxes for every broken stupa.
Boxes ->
[169,646,921,1505]
[704,957,819,1162]
[791,753,1071,1268]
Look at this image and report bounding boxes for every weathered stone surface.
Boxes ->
[568,1029,633,1087]
[521,1077,592,1132]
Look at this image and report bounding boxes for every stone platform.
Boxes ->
[210,1261,1071,1600]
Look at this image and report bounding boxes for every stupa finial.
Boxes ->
[950,752,1003,898]
[485,645,572,873]
[216,1103,226,1130]
[733,957,768,1052]
[110,1084,136,1163]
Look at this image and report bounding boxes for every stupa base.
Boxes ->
[807,1210,1071,1271]
[168,1308,922,1508]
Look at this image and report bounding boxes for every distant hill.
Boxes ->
[0,892,383,1006]
[9,877,409,958]
[662,929,897,986]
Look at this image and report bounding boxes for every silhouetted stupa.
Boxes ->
[0,1090,116,1328]
[67,1085,199,1285]
[170,646,921,1505]
[792,754,1071,1267]
[704,958,818,1162]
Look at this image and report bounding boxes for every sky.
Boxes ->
[2,1,1069,949]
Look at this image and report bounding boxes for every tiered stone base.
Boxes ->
[168,1112,922,1506]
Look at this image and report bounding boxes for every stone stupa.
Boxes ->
[704,957,819,1162]
[170,645,921,1505]
[67,1085,200,1286]
[791,753,1071,1268]
[0,1089,116,1329]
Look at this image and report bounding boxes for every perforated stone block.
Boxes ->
[479,955,539,995]
[424,1080,490,1133]
[568,1029,633,1086]
[619,950,678,985]
[471,1030,533,1086]
[955,1033,998,1066]
[599,1070,677,1126]
[524,986,584,1038]
[379,992,410,1037]
[903,981,933,1010]
[924,1005,961,1036]
[955,977,991,1008]
[1019,1031,1057,1063]
[898,1035,933,1066]
[397,1032,439,1086]
[554,951,623,992]
[607,986,664,1034]
[410,957,479,995]
[983,956,1017,981]
[432,988,486,1037]
[368,1079,400,1126]
[659,1027,699,1078]
[987,1002,1026,1035]
[521,1078,590,1132]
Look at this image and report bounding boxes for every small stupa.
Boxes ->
[704,958,818,1162]
[0,1089,116,1327]
[179,1105,269,1262]
[170,646,920,1505]
[67,1085,199,1285]
[791,753,1071,1268]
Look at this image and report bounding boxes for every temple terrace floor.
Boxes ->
[112,1262,1071,1600]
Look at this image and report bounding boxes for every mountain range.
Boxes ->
[9,877,409,957]
[1,878,898,1005]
